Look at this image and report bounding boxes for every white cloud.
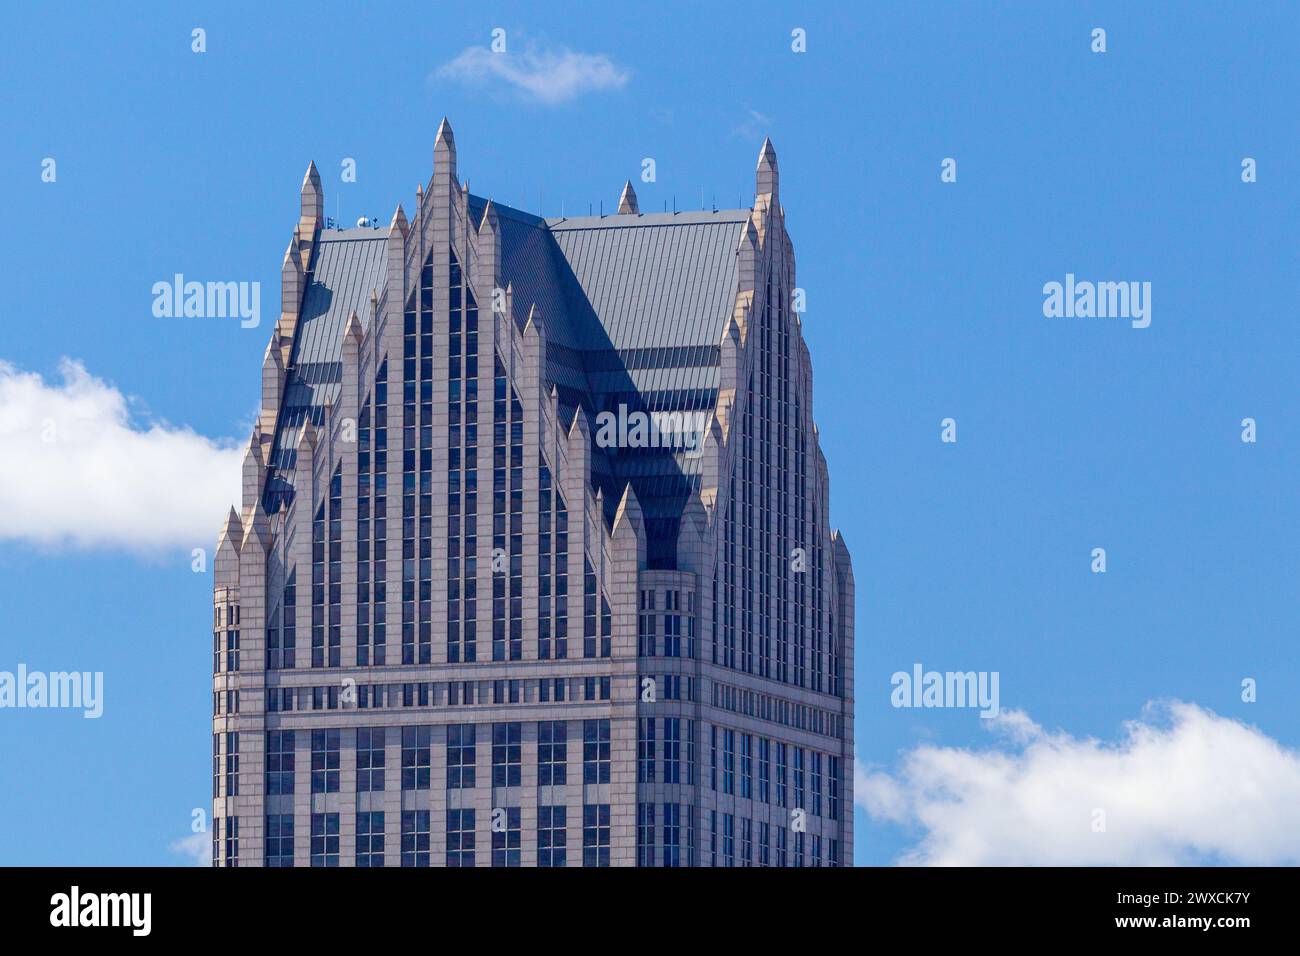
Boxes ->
[435,39,629,105]
[169,832,210,867]
[858,701,1300,865]
[732,109,773,140]
[0,359,243,552]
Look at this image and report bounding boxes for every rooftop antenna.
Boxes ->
[600,199,604,217]
[672,194,676,214]
[700,187,704,210]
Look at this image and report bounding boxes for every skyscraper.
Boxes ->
[211,119,854,867]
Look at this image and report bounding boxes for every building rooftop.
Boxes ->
[268,197,753,534]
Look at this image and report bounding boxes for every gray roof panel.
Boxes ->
[265,230,387,506]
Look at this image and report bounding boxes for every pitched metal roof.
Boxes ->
[546,209,747,351]
[265,229,386,506]
[539,208,746,562]
[267,204,747,564]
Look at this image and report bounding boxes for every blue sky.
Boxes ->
[2,1,1298,866]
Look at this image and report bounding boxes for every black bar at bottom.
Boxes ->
[0,865,1283,941]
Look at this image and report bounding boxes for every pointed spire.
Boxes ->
[214,504,244,586]
[523,303,542,335]
[245,424,265,464]
[756,137,778,198]
[283,233,302,266]
[680,492,708,536]
[389,203,409,240]
[344,309,364,348]
[479,198,499,233]
[241,503,272,555]
[434,117,456,179]
[613,482,645,536]
[264,329,284,363]
[241,426,266,513]
[297,418,318,453]
[301,161,324,220]
[217,506,243,550]
[567,406,587,440]
[260,334,285,434]
[435,116,455,149]
[617,180,639,215]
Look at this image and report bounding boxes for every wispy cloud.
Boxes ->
[732,109,772,141]
[859,701,1300,865]
[434,37,629,105]
[0,358,242,552]
[169,832,210,867]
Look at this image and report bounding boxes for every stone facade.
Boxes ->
[211,120,854,867]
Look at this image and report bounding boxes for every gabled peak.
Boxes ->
[389,204,409,239]
[523,303,543,337]
[567,406,588,440]
[434,117,456,178]
[263,332,285,369]
[617,180,639,215]
[301,161,324,219]
[343,310,364,348]
[297,418,319,453]
[435,116,455,151]
[245,426,265,465]
[722,312,743,345]
[680,492,708,535]
[756,137,779,198]
[612,482,645,537]
[216,506,243,549]
[282,235,303,272]
[479,198,499,233]
[241,505,272,555]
